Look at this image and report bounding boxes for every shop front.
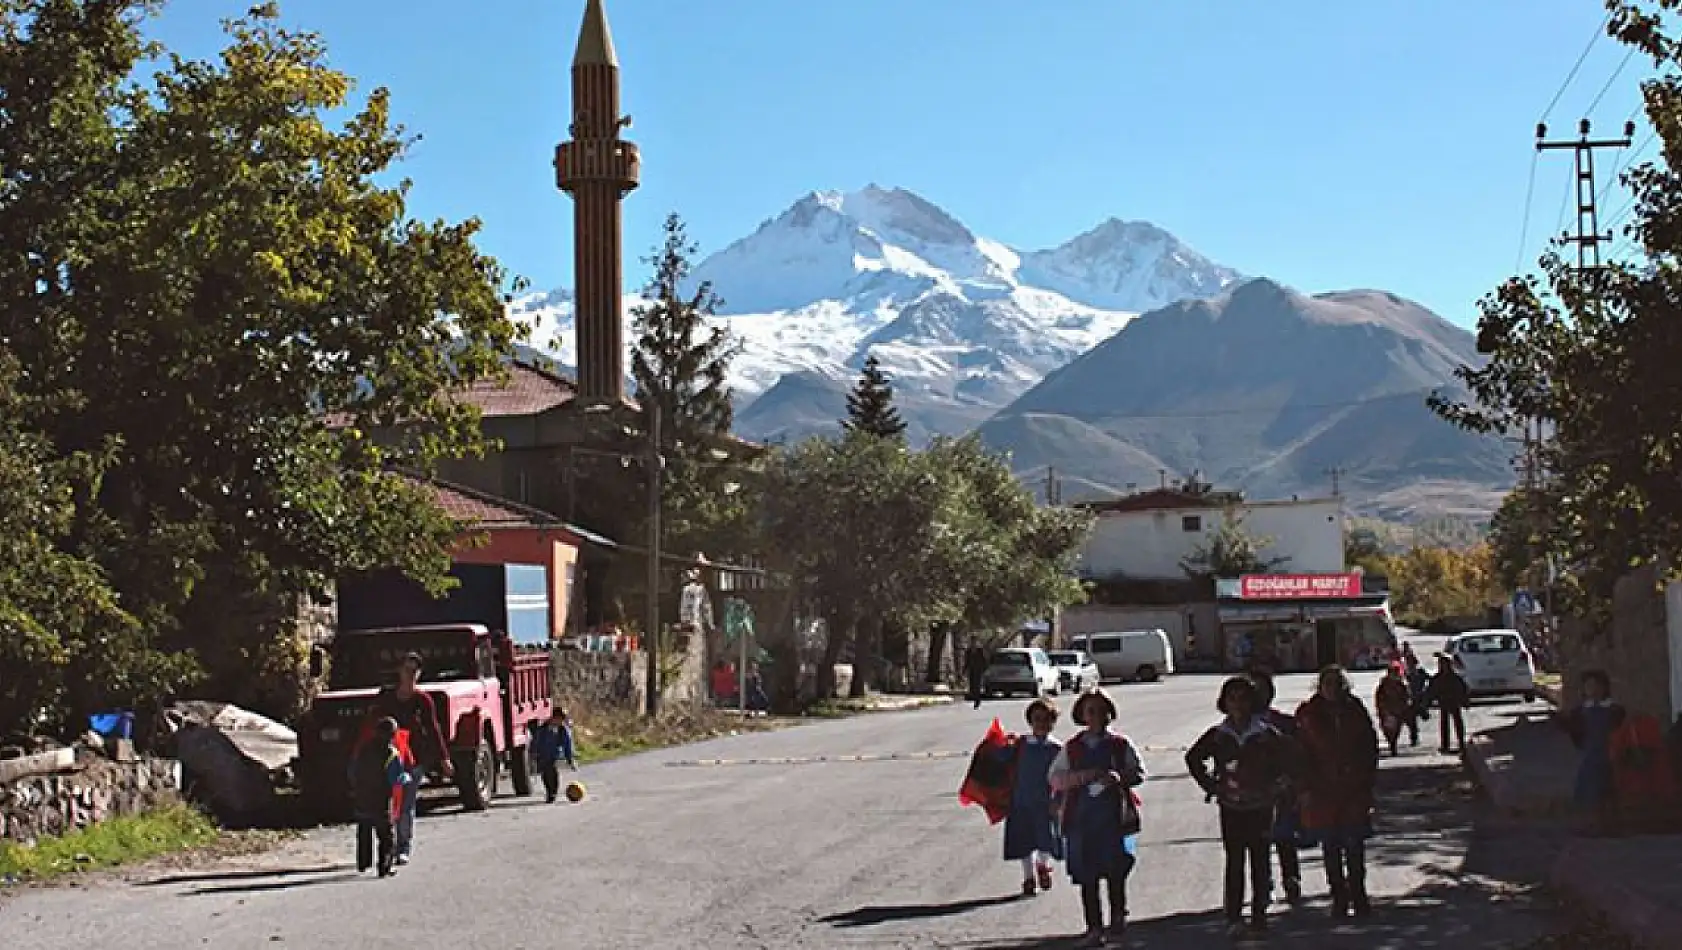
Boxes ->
[1216,573,1395,674]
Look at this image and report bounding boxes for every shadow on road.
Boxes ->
[821,893,1022,928]
[950,754,1572,949]
[183,872,361,897]
[139,866,349,887]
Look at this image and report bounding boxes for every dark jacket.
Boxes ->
[1295,692,1379,831]
[352,740,406,818]
[369,688,450,769]
[1424,670,1471,711]
[530,721,577,769]
[1186,716,1293,811]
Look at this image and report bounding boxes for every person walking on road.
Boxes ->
[1049,691,1146,947]
[1248,671,1306,907]
[1374,663,1413,756]
[965,643,989,709]
[1187,677,1294,939]
[367,652,453,865]
[1000,698,1063,896]
[1296,665,1380,920]
[350,717,407,878]
[530,707,578,803]
[1423,654,1470,755]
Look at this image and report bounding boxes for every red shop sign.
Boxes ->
[1239,573,1362,600]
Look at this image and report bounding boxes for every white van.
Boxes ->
[1069,630,1175,683]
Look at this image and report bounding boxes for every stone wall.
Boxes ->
[1,752,182,846]
[551,650,649,712]
[1558,565,1676,723]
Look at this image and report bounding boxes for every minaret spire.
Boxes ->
[574,0,618,67]
[555,0,640,406]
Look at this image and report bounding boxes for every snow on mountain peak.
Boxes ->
[511,186,1241,436]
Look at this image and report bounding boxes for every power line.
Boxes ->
[1516,151,1541,272]
[1068,388,1442,423]
[1540,13,1613,124]
[1585,46,1637,115]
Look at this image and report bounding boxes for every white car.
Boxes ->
[981,647,1060,698]
[1047,650,1101,693]
[1443,629,1537,701]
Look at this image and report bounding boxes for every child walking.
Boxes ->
[530,708,578,803]
[1001,698,1063,896]
[1248,671,1304,907]
[1049,691,1146,948]
[1374,663,1412,756]
[1187,677,1293,938]
[1558,669,1625,823]
[351,717,408,878]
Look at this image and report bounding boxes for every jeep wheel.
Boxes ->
[510,745,533,797]
[455,734,497,812]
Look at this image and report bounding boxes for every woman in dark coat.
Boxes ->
[1295,664,1380,919]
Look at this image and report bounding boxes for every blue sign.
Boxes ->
[1512,589,1536,616]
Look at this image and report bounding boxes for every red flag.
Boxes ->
[959,718,1015,824]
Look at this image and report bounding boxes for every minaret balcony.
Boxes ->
[555,139,641,194]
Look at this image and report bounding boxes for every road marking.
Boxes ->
[665,750,971,768]
[666,745,1189,767]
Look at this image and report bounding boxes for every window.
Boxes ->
[1457,633,1520,654]
[1088,638,1122,654]
[1182,515,1202,532]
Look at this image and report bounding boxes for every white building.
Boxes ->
[1074,489,1344,581]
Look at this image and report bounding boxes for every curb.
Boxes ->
[1462,732,1572,819]
[1550,839,1682,949]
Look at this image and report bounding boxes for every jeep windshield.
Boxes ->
[327,630,479,690]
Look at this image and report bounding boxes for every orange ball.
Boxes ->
[564,781,586,803]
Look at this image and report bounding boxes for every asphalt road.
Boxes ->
[0,641,1572,949]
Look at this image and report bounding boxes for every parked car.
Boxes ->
[1047,650,1101,693]
[1443,629,1537,702]
[981,647,1060,698]
[1069,630,1176,683]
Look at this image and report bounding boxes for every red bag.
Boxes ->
[959,718,1016,824]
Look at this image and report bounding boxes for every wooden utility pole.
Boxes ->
[644,405,663,718]
[1046,466,1061,506]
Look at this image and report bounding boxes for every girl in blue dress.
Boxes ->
[1559,669,1625,816]
[1000,698,1063,896]
[1049,690,1146,947]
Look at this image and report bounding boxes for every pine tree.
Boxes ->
[843,354,907,440]
[628,214,744,555]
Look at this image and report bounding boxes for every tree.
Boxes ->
[1181,507,1290,578]
[1428,1,1682,621]
[843,354,908,441]
[627,213,745,558]
[0,3,518,723]
[1386,545,1501,626]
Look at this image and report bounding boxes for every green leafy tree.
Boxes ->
[1181,507,1290,578]
[842,354,908,441]
[0,3,518,723]
[1428,0,1682,620]
[1386,545,1501,626]
[627,213,746,558]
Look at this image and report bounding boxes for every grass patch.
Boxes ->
[0,803,219,884]
[571,706,789,766]
[1536,672,1562,689]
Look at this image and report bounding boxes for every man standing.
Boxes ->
[368,653,453,865]
[965,642,989,709]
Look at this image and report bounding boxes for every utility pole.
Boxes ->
[1046,465,1061,506]
[1537,118,1634,271]
[1324,466,1345,498]
[644,404,663,718]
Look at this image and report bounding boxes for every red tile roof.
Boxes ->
[398,473,560,531]
[456,362,575,417]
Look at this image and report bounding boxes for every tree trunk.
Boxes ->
[816,611,848,701]
[850,615,880,698]
[925,622,949,684]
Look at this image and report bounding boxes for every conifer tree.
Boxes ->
[843,354,907,441]
[629,213,744,555]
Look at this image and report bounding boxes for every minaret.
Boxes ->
[556,0,640,405]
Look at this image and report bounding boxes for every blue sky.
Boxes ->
[147,0,1657,326]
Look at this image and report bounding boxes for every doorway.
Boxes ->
[1315,619,1339,669]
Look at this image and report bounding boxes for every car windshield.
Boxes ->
[992,652,1030,667]
[1048,652,1079,666]
[1456,633,1521,654]
[328,631,479,690]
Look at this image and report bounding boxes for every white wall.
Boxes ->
[1076,499,1344,580]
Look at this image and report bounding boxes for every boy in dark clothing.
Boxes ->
[530,708,578,803]
[1187,677,1293,937]
[1248,670,1304,906]
[1424,654,1471,754]
[351,717,408,877]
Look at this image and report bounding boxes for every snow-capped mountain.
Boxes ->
[511,184,1241,442]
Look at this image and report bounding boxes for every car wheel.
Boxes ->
[1524,692,1536,703]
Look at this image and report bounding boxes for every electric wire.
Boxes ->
[1540,12,1613,125]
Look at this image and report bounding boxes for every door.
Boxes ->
[1315,620,1339,669]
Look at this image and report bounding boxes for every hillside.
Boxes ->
[977,279,1515,516]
